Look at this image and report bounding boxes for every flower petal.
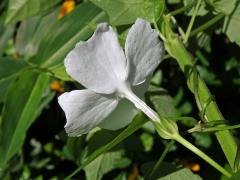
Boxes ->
[98,98,137,130]
[64,23,127,94]
[99,79,149,130]
[58,90,118,136]
[125,18,164,85]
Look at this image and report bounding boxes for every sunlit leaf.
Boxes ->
[184,0,208,16]
[208,0,237,15]
[51,65,73,81]
[223,2,240,46]
[16,9,58,59]
[5,0,60,24]
[89,0,165,25]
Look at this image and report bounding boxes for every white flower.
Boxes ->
[58,18,164,136]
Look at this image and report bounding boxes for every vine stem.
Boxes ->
[184,0,202,43]
[189,13,225,37]
[154,15,237,169]
[169,1,196,16]
[172,133,232,178]
[148,140,175,179]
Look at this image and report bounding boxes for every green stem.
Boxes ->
[187,124,240,133]
[169,1,196,16]
[130,92,230,176]
[173,133,232,178]
[170,16,186,39]
[190,13,225,37]
[148,140,175,179]
[184,0,202,43]
[129,94,230,177]
[234,144,240,172]
[158,15,237,169]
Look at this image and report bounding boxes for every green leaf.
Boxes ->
[167,0,180,4]
[5,0,60,24]
[0,70,50,169]
[151,70,163,85]
[184,0,208,16]
[0,58,27,79]
[87,130,120,155]
[192,132,212,149]
[89,0,165,25]
[159,168,202,180]
[195,34,211,53]
[223,2,240,46]
[0,76,15,103]
[208,0,237,15]
[51,65,73,81]
[234,145,240,172]
[228,170,240,180]
[65,114,147,179]
[141,161,178,179]
[148,86,179,117]
[140,133,154,152]
[0,58,28,103]
[143,0,165,23]
[84,150,130,180]
[0,24,15,56]
[31,2,108,69]
[16,9,58,59]
[62,136,86,164]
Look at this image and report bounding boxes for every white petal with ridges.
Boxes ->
[99,98,137,130]
[64,23,127,94]
[58,90,118,136]
[99,79,150,130]
[125,18,164,85]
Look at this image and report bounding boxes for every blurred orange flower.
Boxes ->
[58,0,75,19]
[50,81,65,93]
[181,161,201,172]
[191,163,201,172]
[128,165,139,180]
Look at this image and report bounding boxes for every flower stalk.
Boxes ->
[124,91,160,122]
[184,0,202,43]
[128,93,231,177]
[172,133,232,178]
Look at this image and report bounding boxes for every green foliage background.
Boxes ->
[0,0,239,179]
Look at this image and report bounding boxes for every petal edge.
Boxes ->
[58,90,118,136]
[125,18,164,85]
[64,23,128,94]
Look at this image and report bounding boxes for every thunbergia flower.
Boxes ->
[58,18,164,136]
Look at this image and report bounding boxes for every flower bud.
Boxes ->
[154,117,179,139]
